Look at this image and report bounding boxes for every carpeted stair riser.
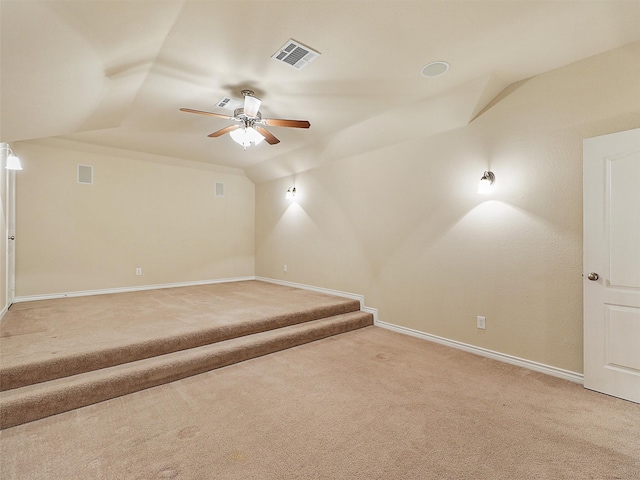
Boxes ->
[0,300,361,392]
[0,311,372,430]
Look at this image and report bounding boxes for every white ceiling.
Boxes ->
[2,0,639,182]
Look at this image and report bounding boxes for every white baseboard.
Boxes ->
[375,320,584,384]
[11,275,581,384]
[249,278,583,384]
[256,277,380,324]
[361,306,379,324]
[256,276,365,308]
[12,276,256,303]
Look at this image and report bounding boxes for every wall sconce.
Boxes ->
[285,187,297,199]
[1,145,23,170]
[478,171,495,194]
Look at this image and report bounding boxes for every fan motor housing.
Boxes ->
[234,108,262,121]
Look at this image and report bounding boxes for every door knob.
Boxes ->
[8,235,15,240]
[587,272,599,281]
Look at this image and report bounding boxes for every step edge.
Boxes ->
[0,301,362,392]
[2,311,373,398]
[0,312,373,429]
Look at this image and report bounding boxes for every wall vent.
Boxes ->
[271,39,320,70]
[215,96,242,110]
[77,165,93,185]
[215,182,225,197]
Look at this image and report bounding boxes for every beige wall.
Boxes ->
[14,142,255,296]
[256,43,640,373]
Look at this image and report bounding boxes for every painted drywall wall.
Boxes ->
[14,141,255,296]
[256,42,640,373]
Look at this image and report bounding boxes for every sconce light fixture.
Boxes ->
[285,187,297,199]
[1,145,23,170]
[478,171,495,194]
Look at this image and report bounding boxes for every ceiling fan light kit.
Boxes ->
[229,126,265,148]
[180,90,310,150]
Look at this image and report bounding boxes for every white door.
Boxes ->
[584,128,640,403]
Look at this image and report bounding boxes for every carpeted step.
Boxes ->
[1,298,361,392]
[0,311,373,430]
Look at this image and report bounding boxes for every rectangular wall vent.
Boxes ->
[271,39,320,70]
[216,97,242,110]
[215,182,225,197]
[77,165,93,185]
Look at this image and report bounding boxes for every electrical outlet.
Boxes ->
[283,264,288,273]
[477,316,486,330]
[136,268,142,276]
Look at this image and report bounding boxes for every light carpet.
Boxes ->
[1,326,638,479]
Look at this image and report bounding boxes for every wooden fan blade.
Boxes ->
[180,108,233,120]
[255,126,280,145]
[263,118,311,129]
[208,125,240,137]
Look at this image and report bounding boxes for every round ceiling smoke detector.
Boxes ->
[421,61,450,78]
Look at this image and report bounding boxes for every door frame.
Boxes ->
[1,141,17,314]
[6,166,16,306]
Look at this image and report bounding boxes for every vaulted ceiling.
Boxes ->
[2,1,639,182]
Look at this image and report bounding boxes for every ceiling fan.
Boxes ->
[180,90,310,149]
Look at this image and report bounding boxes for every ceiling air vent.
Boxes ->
[271,39,320,70]
[215,96,242,110]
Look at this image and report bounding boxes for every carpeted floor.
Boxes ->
[1,325,638,479]
[0,281,370,429]
[1,280,361,383]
